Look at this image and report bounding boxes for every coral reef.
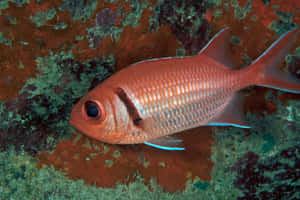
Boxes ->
[149,0,216,54]
[0,148,179,199]
[211,99,300,199]
[0,51,113,154]
[232,147,299,200]
[37,127,214,192]
[0,0,299,198]
[235,101,300,200]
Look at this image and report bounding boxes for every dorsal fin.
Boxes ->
[198,27,238,69]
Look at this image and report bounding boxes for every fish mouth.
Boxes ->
[69,118,85,135]
[69,116,79,129]
[69,118,75,126]
[69,106,81,127]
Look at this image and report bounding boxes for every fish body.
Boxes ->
[70,27,300,150]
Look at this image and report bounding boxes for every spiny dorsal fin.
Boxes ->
[198,27,238,69]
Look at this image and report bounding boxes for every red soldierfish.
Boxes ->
[70,27,300,150]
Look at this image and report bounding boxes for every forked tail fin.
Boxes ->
[249,28,300,93]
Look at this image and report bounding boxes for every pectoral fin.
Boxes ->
[144,135,185,151]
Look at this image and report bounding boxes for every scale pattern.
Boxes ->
[119,58,245,138]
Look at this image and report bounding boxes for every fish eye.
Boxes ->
[84,100,105,120]
[86,102,98,117]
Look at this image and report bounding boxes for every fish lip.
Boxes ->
[69,117,77,127]
[69,118,84,134]
[69,118,74,126]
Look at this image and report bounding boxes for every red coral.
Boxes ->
[0,0,93,100]
[73,4,182,71]
[38,127,214,192]
[0,0,180,100]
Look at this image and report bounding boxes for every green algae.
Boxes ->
[275,9,293,24]
[87,24,122,48]
[250,15,257,21]
[159,161,166,168]
[0,32,12,47]
[261,134,275,153]
[209,99,300,199]
[0,148,177,200]
[105,159,114,168]
[193,181,210,190]
[230,35,242,45]
[113,150,121,159]
[286,46,300,63]
[211,8,223,17]
[0,147,245,199]
[18,60,24,69]
[0,1,10,14]
[59,0,98,22]
[176,48,186,56]
[82,138,92,149]
[123,0,149,27]
[30,8,56,27]
[87,0,150,48]
[150,0,208,33]
[149,0,216,53]
[241,54,252,68]
[4,13,17,24]
[233,1,252,20]
[101,145,110,154]
[0,0,29,14]
[103,0,119,3]
[269,9,296,36]
[72,134,82,145]
[53,22,68,30]
[143,160,150,168]
[0,51,113,153]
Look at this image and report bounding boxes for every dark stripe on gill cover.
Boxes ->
[114,87,143,126]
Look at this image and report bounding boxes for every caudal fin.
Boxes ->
[250,28,300,93]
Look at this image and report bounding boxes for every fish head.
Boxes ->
[69,85,131,144]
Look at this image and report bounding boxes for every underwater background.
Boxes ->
[0,0,299,199]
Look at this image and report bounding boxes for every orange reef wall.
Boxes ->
[38,128,214,192]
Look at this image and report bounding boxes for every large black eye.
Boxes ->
[85,101,100,118]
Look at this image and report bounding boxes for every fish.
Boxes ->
[69,27,300,151]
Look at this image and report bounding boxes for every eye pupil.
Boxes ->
[86,106,98,117]
[85,101,100,118]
